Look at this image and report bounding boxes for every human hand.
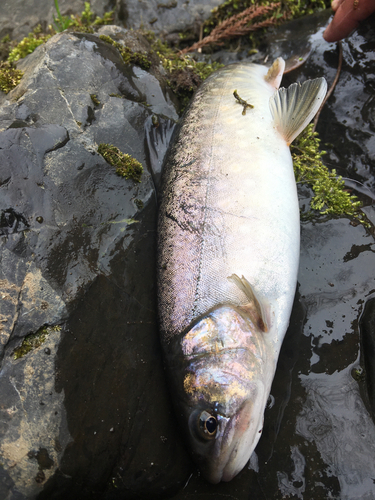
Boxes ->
[323,0,375,42]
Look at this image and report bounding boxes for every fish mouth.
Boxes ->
[220,444,247,482]
[220,408,253,482]
[199,399,260,484]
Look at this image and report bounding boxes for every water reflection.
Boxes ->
[297,369,375,500]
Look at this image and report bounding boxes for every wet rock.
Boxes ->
[121,0,222,39]
[0,0,222,42]
[359,297,375,420]
[0,28,191,500]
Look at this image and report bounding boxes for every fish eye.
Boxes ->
[198,410,218,439]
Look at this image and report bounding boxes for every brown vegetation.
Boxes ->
[179,3,286,55]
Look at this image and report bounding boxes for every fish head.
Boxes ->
[168,306,272,483]
[184,388,264,483]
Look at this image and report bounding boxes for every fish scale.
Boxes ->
[159,63,300,345]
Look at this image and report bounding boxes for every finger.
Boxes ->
[323,0,375,42]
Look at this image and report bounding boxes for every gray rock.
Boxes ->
[0,28,191,500]
[0,327,68,499]
[0,0,222,42]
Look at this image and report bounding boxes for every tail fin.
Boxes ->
[269,77,327,145]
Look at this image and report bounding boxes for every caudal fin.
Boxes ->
[269,77,327,145]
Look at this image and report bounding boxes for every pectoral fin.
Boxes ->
[269,77,327,145]
[228,274,269,333]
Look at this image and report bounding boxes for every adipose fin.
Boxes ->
[265,57,285,90]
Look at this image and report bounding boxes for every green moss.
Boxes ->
[151,37,223,107]
[0,61,23,93]
[8,26,51,63]
[99,35,151,70]
[292,124,364,222]
[153,38,223,80]
[13,325,61,360]
[284,0,330,18]
[142,31,157,44]
[80,1,98,25]
[134,198,144,210]
[98,143,143,183]
[3,2,114,67]
[78,1,114,27]
[90,93,101,106]
[53,0,114,33]
[93,11,115,26]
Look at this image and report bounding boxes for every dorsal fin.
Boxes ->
[264,57,285,90]
[228,274,269,333]
[269,77,327,145]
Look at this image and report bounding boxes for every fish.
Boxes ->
[157,58,327,484]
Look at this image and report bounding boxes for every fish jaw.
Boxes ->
[166,306,275,483]
[187,394,265,484]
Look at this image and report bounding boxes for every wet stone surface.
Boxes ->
[0,28,189,500]
[0,8,375,500]
[0,0,222,41]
